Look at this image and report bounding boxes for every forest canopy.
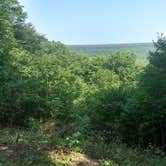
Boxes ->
[1,1,166,165]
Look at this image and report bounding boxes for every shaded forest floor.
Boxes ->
[0,123,166,166]
[0,144,99,166]
[0,126,100,166]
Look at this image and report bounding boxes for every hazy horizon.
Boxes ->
[67,41,153,46]
[19,0,166,45]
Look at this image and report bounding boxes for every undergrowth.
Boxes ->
[0,121,166,166]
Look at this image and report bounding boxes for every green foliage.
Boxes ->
[69,43,154,60]
[14,23,46,53]
[118,36,166,149]
[1,1,166,165]
[136,36,166,149]
[1,126,166,166]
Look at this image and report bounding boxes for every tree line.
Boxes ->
[1,0,166,150]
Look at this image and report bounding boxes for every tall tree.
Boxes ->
[138,36,166,149]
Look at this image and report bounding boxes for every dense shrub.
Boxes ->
[1,0,166,154]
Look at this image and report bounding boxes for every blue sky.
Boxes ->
[19,0,166,44]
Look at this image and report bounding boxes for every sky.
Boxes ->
[18,0,166,45]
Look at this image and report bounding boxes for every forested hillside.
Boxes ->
[69,43,154,60]
[1,0,166,165]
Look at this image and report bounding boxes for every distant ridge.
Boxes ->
[68,42,154,59]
